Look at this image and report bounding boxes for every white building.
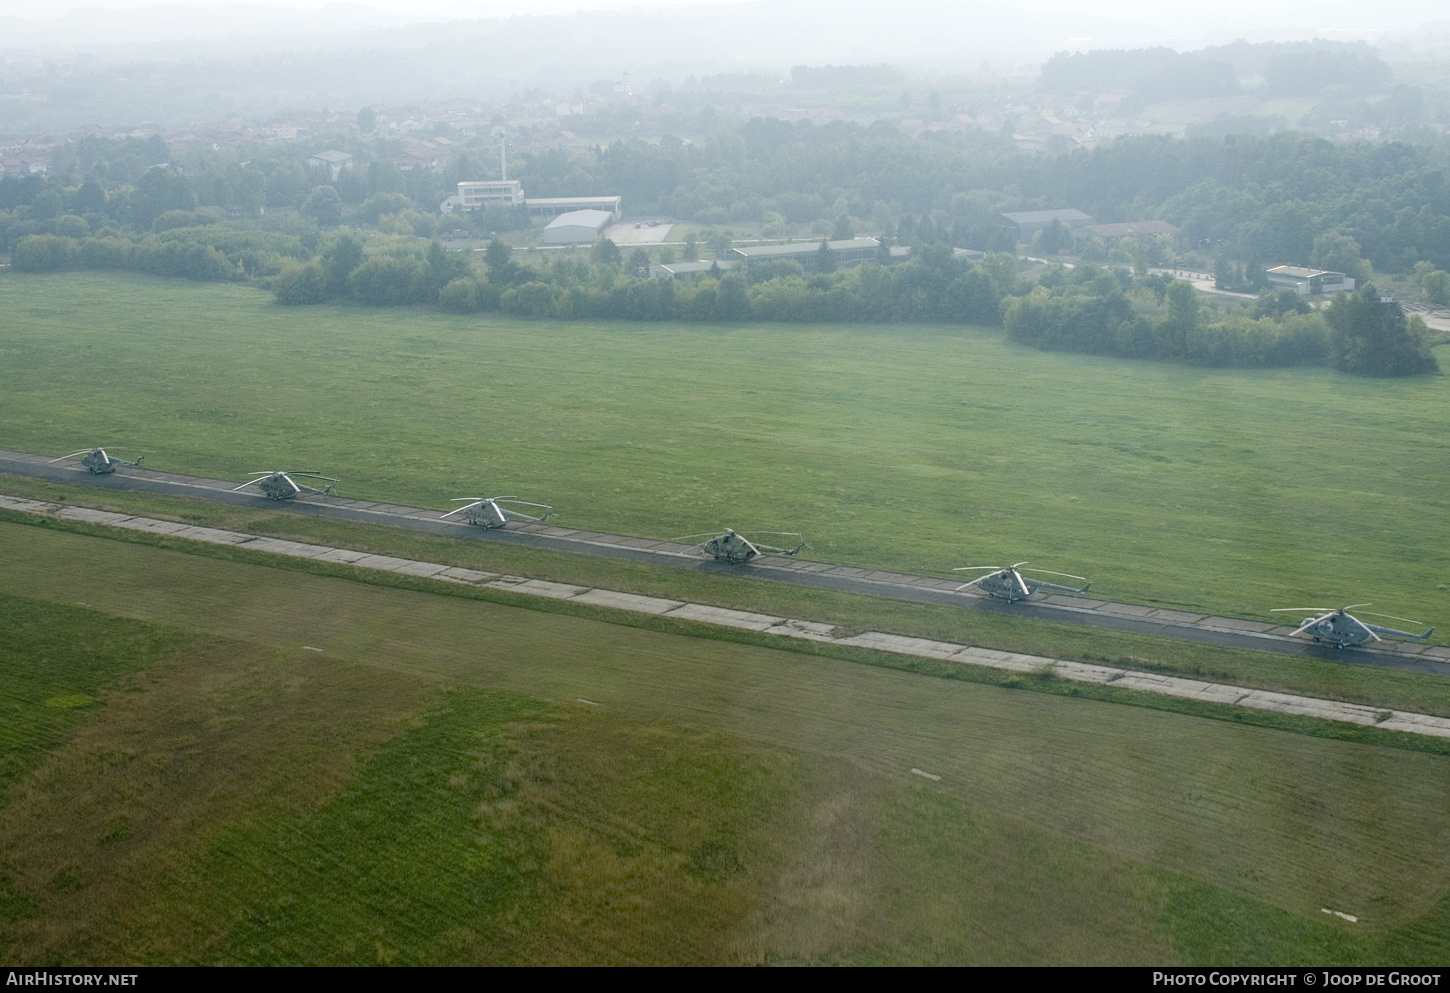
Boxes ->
[306,149,354,180]
[1266,266,1356,296]
[544,210,615,244]
[456,180,525,210]
[526,196,622,225]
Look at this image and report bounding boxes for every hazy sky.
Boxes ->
[3,0,1449,68]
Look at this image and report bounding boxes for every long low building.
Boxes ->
[993,209,1094,242]
[1266,265,1356,295]
[526,196,622,225]
[647,260,741,279]
[728,238,883,274]
[544,209,615,244]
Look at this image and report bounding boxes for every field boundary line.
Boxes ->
[6,491,1450,742]
[4,447,1447,667]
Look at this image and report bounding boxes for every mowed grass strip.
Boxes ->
[3,523,1450,966]
[8,496,1450,724]
[1,271,1447,627]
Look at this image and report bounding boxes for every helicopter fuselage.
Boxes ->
[1295,613,1374,648]
[702,531,760,564]
[461,500,511,528]
[974,570,1037,601]
[255,473,304,500]
[80,450,119,474]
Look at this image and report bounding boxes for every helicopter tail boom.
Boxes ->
[1364,623,1434,642]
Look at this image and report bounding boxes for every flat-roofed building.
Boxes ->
[648,260,741,279]
[306,149,354,180]
[456,180,525,210]
[526,195,622,224]
[728,238,882,274]
[1266,265,1356,295]
[993,208,1094,242]
[544,209,614,244]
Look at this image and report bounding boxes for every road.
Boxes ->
[2,447,1445,675]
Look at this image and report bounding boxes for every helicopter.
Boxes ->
[440,496,554,529]
[49,448,144,475]
[675,529,808,565]
[953,562,1091,602]
[1270,605,1434,649]
[232,471,338,501]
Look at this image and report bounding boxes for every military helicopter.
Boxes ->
[953,562,1091,602]
[1270,605,1434,649]
[675,529,808,565]
[49,448,145,475]
[440,496,554,529]
[232,471,338,501]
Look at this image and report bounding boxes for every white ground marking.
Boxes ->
[302,646,324,652]
[1321,909,1359,923]
[575,698,600,706]
[5,492,1450,742]
[910,768,942,781]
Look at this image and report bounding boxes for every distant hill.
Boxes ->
[1037,47,1238,102]
[790,65,905,89]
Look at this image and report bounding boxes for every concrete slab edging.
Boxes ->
[5,493,1450,742]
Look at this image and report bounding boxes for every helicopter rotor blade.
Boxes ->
[1343,603,1373,612]
[952,566,1003,573]
[49,451,96,462]
[671,533,728,543]
[1021,569,1089,582]
[1357,611,1428,627]
[1270,608,1331,613]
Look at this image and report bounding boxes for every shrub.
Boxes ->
[10,234,78,272]
[438,277,479,313]
[273,261,328,305]
[348,255,427,306]
[1328,285,1440,377]
[77,237,134,270]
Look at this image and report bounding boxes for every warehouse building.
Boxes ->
[728,238,882,274]
[1266,265,1356,296]
[526,195,623,225]
[544,209,615,244]
[993,209,1094,242]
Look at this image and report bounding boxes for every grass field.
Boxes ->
[4,524,1450,964]
[2,272,1448,632]
[10,491,1450,726]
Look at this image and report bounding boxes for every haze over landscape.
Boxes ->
[3,0,1450,970]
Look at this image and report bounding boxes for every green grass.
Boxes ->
[1,271,1448,633]
[10,463,1450,725]
[5,525,1450,963]
[0,593,189,808]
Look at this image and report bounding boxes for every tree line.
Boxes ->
[5,116,1450,278]
[1000,262,1438,375]
[10,219,1438,376]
